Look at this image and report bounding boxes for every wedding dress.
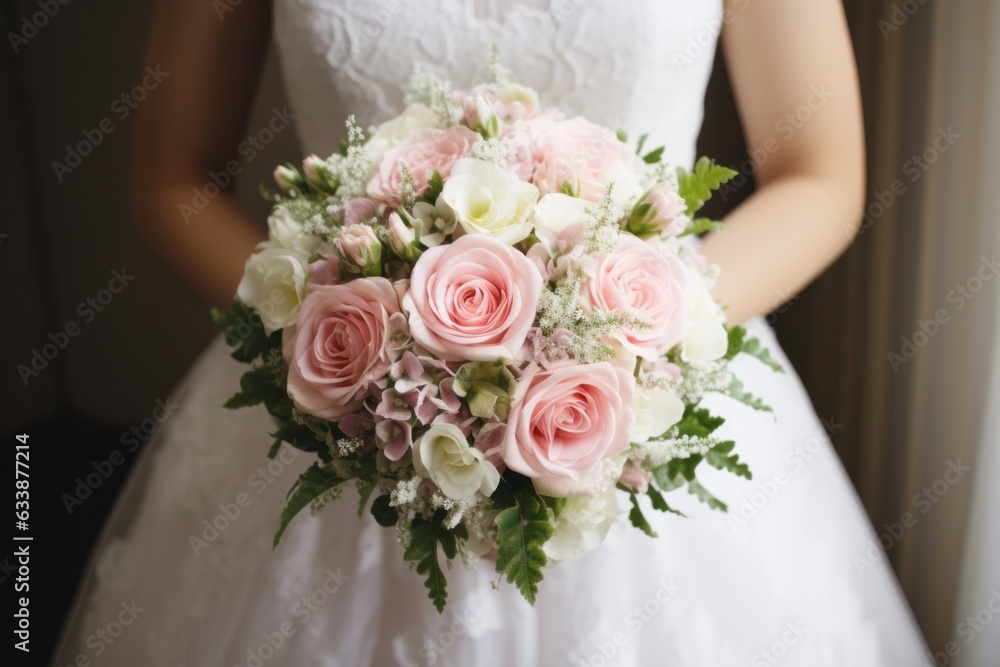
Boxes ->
[53,1,931,665]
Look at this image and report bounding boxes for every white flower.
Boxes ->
[236,248,310,333]
[544,475,621,561]
[440,158,538,245]
[532,193,589,255]
[266,206,321,255]
[631,384,685,442]
[366,103,438,164]
[493,83,540,119]
[410,201,457,247]
[682,267,729,363]
[412,423,500,500]
[602,158,645,209]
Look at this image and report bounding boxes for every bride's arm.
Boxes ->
[699,0,865,325]
[132,0,272,308]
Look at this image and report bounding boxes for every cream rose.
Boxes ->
[236,248,310,333]
[631,384,685,443]
[544,464,622,561]
[439,158,539,245]
[412,423,500,500]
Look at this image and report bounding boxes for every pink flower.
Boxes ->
[628,182,688,238]
[525,117,637,202]
[344,198,378,226]
[583,235,688,360]
[366,126,479,207]
[285,277,405,420]
[308,255,340,287]
[618,460,652,494]
[402,234,542,362]
[504,361,635,497]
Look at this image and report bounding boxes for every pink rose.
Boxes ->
[402,234,542,362]
[526,116,636,202]
[285,277,405,420]
[504,361,635,497]
[366,126,480,207]
[344,197,378,226]
[583,235,688,359]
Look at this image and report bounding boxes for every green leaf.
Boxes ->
[616,128,628,143]
[560,179,579,197]
[646,484,686,517]
[741,337,784,373]
[642,146,665,164]
[725,325,747,361]
[274,463,343,547]
[725,377,774,413]
[421,170,445,204]
[676,157,738,215]
[686,479,727,512]
[705,440,752,480]
[675,406,726,439]
[370,494,399,527]
[494,490,553,606]
[651,465,686,492]
[635,133,649,156]
[224,365,283,410]
[213,301,282,364]
[678,217,727,237]
[627,493,658,537]
[404,513,449,613]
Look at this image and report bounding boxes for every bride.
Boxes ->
[54,1,931,665]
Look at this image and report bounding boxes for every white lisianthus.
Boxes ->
[602,158,645,209]
[493,83,540,118]
[366,103,439,164]
[440,158,538,245]
[266,206,321,255]
[631,384,685,443]
[532,193,588,255]
[682,267,729,363]
[410,200,458,247]
[412,423,500,500]
[544,471,622,561]
[236,247,310,334]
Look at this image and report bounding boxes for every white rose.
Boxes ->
[440,158,538,245]
[544,477,621,561]
[532,193,589,255]
[366,103,439,164]
[266,206,321,255]
[631,384,685,443]
[682,267,728,363]
[236,248,310,334]
[413,423,500,500]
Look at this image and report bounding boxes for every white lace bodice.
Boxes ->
[273,0,723,170]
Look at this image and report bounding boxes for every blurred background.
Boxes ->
[1,0,998,665]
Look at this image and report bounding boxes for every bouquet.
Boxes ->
[214,59,780,611]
